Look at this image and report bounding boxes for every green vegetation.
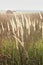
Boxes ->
[0,12,43,65]
[0,38,43,65]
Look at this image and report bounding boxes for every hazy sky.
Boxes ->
[0,0,43,11]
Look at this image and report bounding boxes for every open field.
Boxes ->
[0,11,43,65]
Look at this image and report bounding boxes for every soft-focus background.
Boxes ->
[0,0,43,65]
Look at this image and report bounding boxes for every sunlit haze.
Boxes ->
[0,0,43,11]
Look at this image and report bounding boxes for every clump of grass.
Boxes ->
[0,38,43,65]
[28,39,43,65]
[0,38,20,65]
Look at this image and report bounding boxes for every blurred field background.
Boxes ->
[0,11,43,65]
